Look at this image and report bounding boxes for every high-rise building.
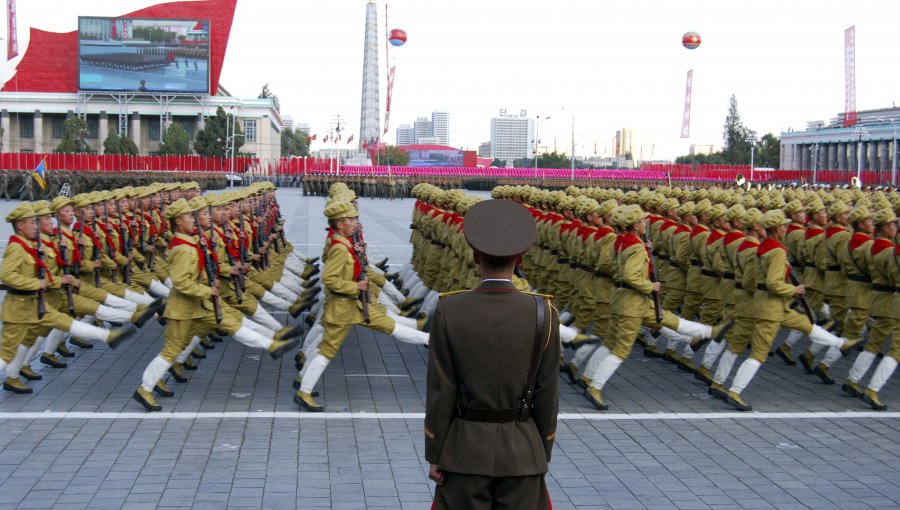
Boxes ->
[282,115,294,130]
[413,117,432,143]
[358,0,380,148]
[431,110,449,146]
[396,124,415,146]
[614,128,634,158]
[490,115,533,161]
[478,141,492,158]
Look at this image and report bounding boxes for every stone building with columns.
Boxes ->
[781,107,900,174]
[0,87,283,160]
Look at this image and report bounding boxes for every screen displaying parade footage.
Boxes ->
[78,17,210,93]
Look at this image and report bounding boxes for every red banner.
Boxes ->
[6,0,17,60]
[384,65,395,135]
[843,26,857,128]
[680,69,693,138]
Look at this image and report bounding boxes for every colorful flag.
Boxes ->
[346,134,354,145]
[323,134,329,143]
[306,133,317,142]
[32,159,47,190]
[362,139,368,150]
[7,0,18,60]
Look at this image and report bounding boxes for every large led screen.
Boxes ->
[78,17,210,93]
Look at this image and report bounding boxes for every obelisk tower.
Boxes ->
[359,0,380,148]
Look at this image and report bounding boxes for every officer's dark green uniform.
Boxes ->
[426,199,560,510]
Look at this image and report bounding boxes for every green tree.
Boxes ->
[280,127,310,157]
[490,158,506,168]
[721,94,756,165]
[754,132,781,169]
[159,122,192,155]
[377,145,410,166]
[119,135,139,156]
[103,128,121,154]
[56,117,90,154]
[194,106,244,157]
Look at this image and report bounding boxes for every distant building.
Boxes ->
[396,124,415,146]
[282,115,294,130]
[431,110,449,145]
[614,128,634,157]
[297,123,310,135]
[490,115,533,161]
[478,141,492,158]
[689,144,717,156]
[413,117,432,143]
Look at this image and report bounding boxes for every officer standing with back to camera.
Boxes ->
[425,199,560,510]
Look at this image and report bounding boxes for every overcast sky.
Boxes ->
[7,0,900,160]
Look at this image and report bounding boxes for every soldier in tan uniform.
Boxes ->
[724,210,852,411]
[842,207,898,409]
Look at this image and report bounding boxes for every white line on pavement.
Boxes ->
[0,411,897,420]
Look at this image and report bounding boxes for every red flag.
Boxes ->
[7,0,18,60]
[306,133,317,142]
[362,139,369,150]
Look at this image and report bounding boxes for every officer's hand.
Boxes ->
[357,281,368,292]
[230,267,241,276]
[38,279,47,290]
[428,464,444,486]
[794,284,806,296]
[645,242,653,251]
[93,260,102,269]
[61,275,75,286]
[72,278,81,289]
[209,286,220,297]
[651,281,661,293]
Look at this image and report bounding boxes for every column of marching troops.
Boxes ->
[403,182,899,412]
[3,177,898,413]
[0,170,233,201]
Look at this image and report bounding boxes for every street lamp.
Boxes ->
[749,135,758,182]
[533,115,551,178]
[560,107,575,181]
[854,125,868,183]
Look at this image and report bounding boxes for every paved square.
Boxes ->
[0,188,897,509]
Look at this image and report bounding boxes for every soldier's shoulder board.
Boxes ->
[523,291,554,302]
[438,289,470,299]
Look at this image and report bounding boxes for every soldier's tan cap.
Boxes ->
[805,197,826,214]
[464,199,535,258]
[6,203,36,223]
[693,199,712,217]
[165,198,193,220]
[725,204,746,222]
[783,200,804,216]
[742,207,763,226]
[760,209,790,229]
[708,203,728,221]
[324,200,358,220]
[848,204,871,225]
[32,200,52,216]
[188,196,207,211]
[828,200,850,218]
[50,195,73,213]
[872,207,896,226]
[597,199,618,218]
[676,201,695,217]
[71,194,92,209]
[619,204,650,228]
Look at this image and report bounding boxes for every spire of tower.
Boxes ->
[359,1,380,149]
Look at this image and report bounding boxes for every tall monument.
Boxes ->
[359,0,380,148]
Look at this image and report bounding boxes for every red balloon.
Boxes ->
[389,28,407,47]
[682,31,701,50]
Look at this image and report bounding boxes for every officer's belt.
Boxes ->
[826,264,841,272]
[558,258,569,264]
[757,284,769,291]
[455,404,526,423]
[722,272,736,280]
[847,274,872,284]
[594,270,612,278]
[691,261,702,267]
[872,284,898,293]
[657,254,670,261]
[734,282,743,290]
[700,269,719,278]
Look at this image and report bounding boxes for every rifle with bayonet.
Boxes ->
[788,263,816,324]
[35,233,47,319]
[101,202,118,284]
[643,232,664,323]
[115,199,132,285]
[194,209,222,323]
[219,212,243,304]
[351,229,370,324]
[57,224,75,314]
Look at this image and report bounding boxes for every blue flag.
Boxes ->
[32,159,47,190]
